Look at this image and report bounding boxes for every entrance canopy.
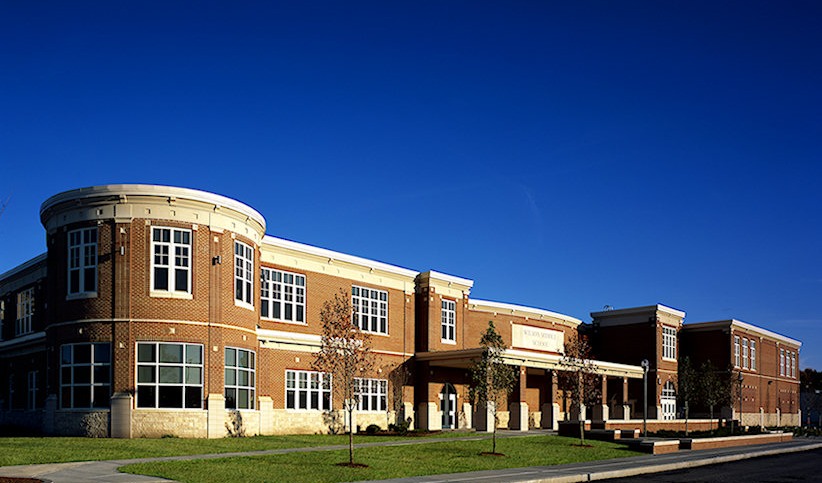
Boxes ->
[415,348,644,379]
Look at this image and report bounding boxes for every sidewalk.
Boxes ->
[1,434,820,483]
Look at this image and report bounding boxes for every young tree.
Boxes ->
[558,333,602,446]
[385,360,411,431]
[678,356,697,435]
[469,321,517,455]
[312,289,374,466]
[697,359,727,434]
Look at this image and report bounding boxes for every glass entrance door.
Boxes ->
[441,383,457,429]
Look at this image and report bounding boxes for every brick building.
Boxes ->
[0,185,802,437]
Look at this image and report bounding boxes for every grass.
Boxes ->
[120,436,639,483]
[0,431,474,467]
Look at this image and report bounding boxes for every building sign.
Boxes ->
[511,324,564,353]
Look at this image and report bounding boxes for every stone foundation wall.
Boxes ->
[353,411,396,432]
[53,410,110,437]
[132,410,207,438]
[225,409,261,436]
[271,409,342,434]
[0,410,45,434]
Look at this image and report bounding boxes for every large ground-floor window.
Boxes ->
[355,378,387,412]
[286,369,330,410]
[225,347,255,409]
[60,342,111,409]
[137,342,203,409]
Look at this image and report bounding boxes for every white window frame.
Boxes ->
[27,370,38,410]
[352,286,387,335]
[234,241,254,308]
[260,268,306,324]
[780,348,785,376]
[734,336,740,367]
[67,227,97,297]
[225,347,256,410]
[742,338,749,369]
[285,369,331,411]
[16,288,34,336]
[791,352,796,378]
[60,342,111,409]
[441,299,456,344]
[356,378,387,412]
[750,340,756,371]
[662,325,676,361]
[151,227,192,296]
[136,342,203,409]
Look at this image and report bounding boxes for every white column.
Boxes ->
[110,392,133,438]
[510,402,529,431]
[461,402,473,429]
[258,396,274,435]
[207,393,225,438]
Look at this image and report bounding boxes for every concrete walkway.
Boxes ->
[1,433,820,483]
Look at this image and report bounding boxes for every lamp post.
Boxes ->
[641,359,649,438]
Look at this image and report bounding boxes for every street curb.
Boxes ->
[515,442,822,483]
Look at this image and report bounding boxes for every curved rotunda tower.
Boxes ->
[39,185,265,437]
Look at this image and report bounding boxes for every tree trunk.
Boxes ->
[492,410,497,454]
[685,401,689,436]
[579,419,585,446]
[349,406,354,465]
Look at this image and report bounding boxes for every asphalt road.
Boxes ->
[600,447,822,482]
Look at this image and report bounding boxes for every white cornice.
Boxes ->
[0,253,47,284]
[262,235,418,279]
[685,319,802,347]
[591,304,686,319]
[0,331,46,349]
[40,184,266,230]
[468,299,582,326]
[418,270,474,289]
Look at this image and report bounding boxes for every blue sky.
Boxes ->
[2,2,821,367]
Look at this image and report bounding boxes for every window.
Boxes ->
[441,299,456,343]
[662,326,676,360]
[352,286,387,334]
[356,378,387,412]
[791,352,796,378]
[152,227,191,293]
[750,340,756,371]
[261,268,305,323]
[68,227,97,296]
[225,348,255,409]
[16,288,34,336]
[285,370,330,410]
[60,343,111,409]
[742,338,749,369]
[27,371,38,410]
[780,348,785,376]
[137,342,203,409]
[234,241,254,306]
[734,336,740,367]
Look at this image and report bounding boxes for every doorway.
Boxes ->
[441,383,457,429]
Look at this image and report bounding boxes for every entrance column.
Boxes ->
[541,369,560,430]
[618,377,631,419]
[510,366,529,431]
[592,376,609,421]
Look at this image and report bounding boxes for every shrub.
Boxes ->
[365,424,381,435]
[389,420,410,435]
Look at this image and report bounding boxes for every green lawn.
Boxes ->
[0,432,474,467]
[121,436,639,483]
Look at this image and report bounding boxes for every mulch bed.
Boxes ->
[0,478,45,483]
[335,462,369,468]
[478,452,506,457]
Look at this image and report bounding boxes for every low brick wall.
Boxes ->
[638,440,680,454]
[603,419,719,433]
[681,432,793,450]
